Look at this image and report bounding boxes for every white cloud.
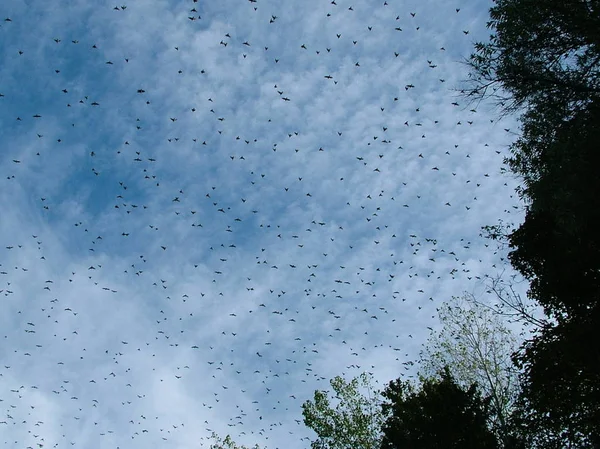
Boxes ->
[0,0,528,448]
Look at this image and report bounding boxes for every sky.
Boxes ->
[0,0,527,448]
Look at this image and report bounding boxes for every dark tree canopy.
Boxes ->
[467,0,600,117]
[467,0,600,319]
[380,369,499,449]
[466,1,600,447]
[511,308,600,448]
[507,99,600,319]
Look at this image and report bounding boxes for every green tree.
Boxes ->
[208,433,263,449]
[418,294,520,447]
[302,372,385,449]
[380,368,499,449]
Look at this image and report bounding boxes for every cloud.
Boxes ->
[0,0,528,448]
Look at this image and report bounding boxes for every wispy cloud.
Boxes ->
[0,0,525,447]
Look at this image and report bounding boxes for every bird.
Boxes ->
[0,2,521,446]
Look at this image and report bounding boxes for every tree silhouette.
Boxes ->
[465,0,600,446]
[380,368,499,449]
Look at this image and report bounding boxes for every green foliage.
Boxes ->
[301,372,385,449]
[208,433,263,449]
[380,368,499,449]
[419,295,519,445]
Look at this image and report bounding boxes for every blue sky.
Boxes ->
[1,0,526,448]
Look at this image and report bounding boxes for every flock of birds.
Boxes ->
[0,0,522,448]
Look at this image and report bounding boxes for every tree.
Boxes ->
[502,96,600,449]
[464,0,600,446]
[465,0,600,320]
[418,294,520,447]
[464,0,600,118]
[511,311,600,449]
[506,100,600,319]
[380,368,499,449]
[207,433,263,449]
[478,269,549,331]
[301,372,385,449]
